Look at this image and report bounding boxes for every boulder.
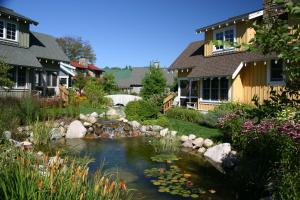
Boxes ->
[79,114,88,121]
[128,121,141,130]
[90,112,99,118]
[99,113,105,118]
[193,137,204,147]
[180,135,189,142]
[49,127,65,140]
[20,141,33,148]
[204,143,231,173]
[203,139,214,148]
[159,128,169,137]
[198,147,206,154]
[87,116,97,124]
[3,131,11,140]
[66,120,87,139]
[106,107,118,116]
[83,122,92,127]
[140,126,147,133]
[188,134,196,140]
[170,131,177,137]
[152,125,163,132]
[182,140,193,148]
[37,151,44,157]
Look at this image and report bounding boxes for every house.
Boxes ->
[105,67,176,94]
[169,1,287,111]
[70,58,104,78]
[0,6,70,97]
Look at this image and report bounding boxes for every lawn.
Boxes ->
[166,118,221,139]
[78,104,106,115]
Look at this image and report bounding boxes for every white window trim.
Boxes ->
[267,60,285,86]
[213,25,236,53]
[200,77,231,103]
[46,71,59,88]
[14,67,29,89]
[0,19,19,43]
[59,76,69,88]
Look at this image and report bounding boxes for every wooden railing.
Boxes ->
[162,93,176,113]
[59,85,69,106]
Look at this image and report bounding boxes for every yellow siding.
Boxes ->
[204,30,213,57]
[232,61,282,104]
[198,103,217,111]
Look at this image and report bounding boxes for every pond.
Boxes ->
[58,137,235,200]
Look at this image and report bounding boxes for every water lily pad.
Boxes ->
[191,194,199,198]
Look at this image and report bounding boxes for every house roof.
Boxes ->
[106,67,176,89]
[0,43,42,68]
[29,32,70,62]
[0,6,38,25]
[169,41,204,70]
[169,40,275,78]
[196,9,264,33]
[70,60,103,72]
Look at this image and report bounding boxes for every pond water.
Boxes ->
[59,137,235,200]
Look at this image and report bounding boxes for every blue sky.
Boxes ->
[2,0,262,68]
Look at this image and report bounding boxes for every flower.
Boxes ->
[186,181,193,187]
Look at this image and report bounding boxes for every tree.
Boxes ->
[73,73,86,95]
[140,66,167,99]
[56,36,96,64]
[84,78,108,108]
[0,59,13,88]
[250,0,300,91]
[102,72,119,94]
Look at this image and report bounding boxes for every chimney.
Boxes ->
[153,61,160,68]
[79,58,89,67]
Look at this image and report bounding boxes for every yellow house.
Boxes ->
[169,7,285,111]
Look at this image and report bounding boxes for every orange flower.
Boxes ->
[37,178,43,191]
[120,179,127,191]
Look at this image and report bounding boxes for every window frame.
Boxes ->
[213,25,236,53]
[267,60,285,86]
[200,77,230,103]
[0,20,4,39]
[0,19,19,42]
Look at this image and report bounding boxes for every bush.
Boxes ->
[165,107,204,125]
[84,78,109,108]
[19,96,41,125]
[125,100,160,122]
[143,116,170,127]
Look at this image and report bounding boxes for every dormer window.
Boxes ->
[0,19,18,42]
[213,26,236,53]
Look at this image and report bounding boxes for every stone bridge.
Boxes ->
[105,94,142,106]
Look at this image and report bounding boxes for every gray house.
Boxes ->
[0,6,69,97]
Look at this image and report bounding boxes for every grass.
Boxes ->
[166,118,221,139]
[79,104,106,115]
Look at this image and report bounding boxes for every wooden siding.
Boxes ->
[204,21,256,56]
[19,23,30,48]
[232,61,282,104]
[198,102,217,111]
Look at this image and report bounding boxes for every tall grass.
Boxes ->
[0,148,133,200]
[150,134,180,154]
[32,119,52,145]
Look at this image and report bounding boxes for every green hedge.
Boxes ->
[165,107,204,124]
[125,100,160,122]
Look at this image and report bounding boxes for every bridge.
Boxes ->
[105,94,142,106]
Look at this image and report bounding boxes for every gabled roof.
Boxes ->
[0,6,38,25]
[70,60,103,72]
[29,32,70,62]
[0,43,42,68]
[169,41,204,70]
[196,9,264,33]
[106,67,176,88]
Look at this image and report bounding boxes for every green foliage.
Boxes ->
[73,73,86,95]
[56,36,96,63]
[165,107,204,125]
[143,116,170,127]
[31,119,52,145]
[250,0,300,91]
[0,59,14,88]
[84,78,109,108]
[140,66,167,99]
[0,98,20,134]
[102,72,119,94]
[19,97,41,125]
[150,134,180,155]
[125,100,160,121]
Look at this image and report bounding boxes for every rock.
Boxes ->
[99,113,105,118]
[90,112,98,118]
[159,128,169,137]
[9,139,21,147]
[49,127,65,140]
[66,120,87,139]
[198,147,206,154]
[83,122,92,127]
[37,151,44,157]
[182,140,193,148]
[204,143,231,173]
[203,139,214,148]
[140,126,147,133]
[230,150,237,155]
[60,121,65,127]
[3,131,11,140]
[88,127,94,132]
[180,135,189,142]
[193,137,204,147]
[188,134,196,140]
[152,125,163,132]
[170,131,177,137]
[87,116,97,124]
[128,121,141,130]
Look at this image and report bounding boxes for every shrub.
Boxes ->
[31,119,52,145]
[143,116,170,127]
[84,78,109,108]
[19,96,41,125]
[165,107,204,125]
[125,100,160,122]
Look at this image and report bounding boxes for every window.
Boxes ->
[213,26,236,52]
[191,80,199,97]
[46,72,58,87]
[6,22,16,40]
[0,21,4,38]
[270,60,283,82]
[47,72,51,86]
[60,78,67,85]
[17,68,26,87]
[202,77,229,101]
[180,80,189,97]
[52,74,57,87]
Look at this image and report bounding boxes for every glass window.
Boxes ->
[220,78,229,100]
[202,79,210,100]
[215,32,224,50]
[0,21,4,38]
[46,72,51,86]
[17,68,26,87]
[191,80,199,97]
[211,78,219,100]
[270,60,283,82]
[214,28,235,51]
[60,78,67,85]
[52,73,57,87]
[180,80,189,97]
[6,22,17,41]
[225,29,234,43]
